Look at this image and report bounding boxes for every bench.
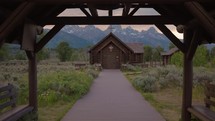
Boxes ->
[73,62,89,70]
[0,83,33,121]
[188,83,215,121]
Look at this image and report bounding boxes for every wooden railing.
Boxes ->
[188,83,215,121]
[0,83,33,121]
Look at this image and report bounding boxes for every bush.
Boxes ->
[133,76,159,92]
[130,65,215,91]
[193,67,215,86]
[122,64,142,72]
[14,70,95,106]
[148,65,183,89]
[37,70,94,106]
[85,69,99,78]
[162,66,183,88]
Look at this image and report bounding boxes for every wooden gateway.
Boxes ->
[1,1,215,120]
[89,33,144,69]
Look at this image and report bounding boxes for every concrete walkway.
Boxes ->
[61,70,165,121]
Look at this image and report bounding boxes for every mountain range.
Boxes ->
[46,25,171,50]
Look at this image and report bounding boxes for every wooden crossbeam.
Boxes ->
[40,16,185,25]
[0,2,35,47]
[87,4,98,16]
[37,6,66,21]
[109,10,113,16]
[5,0,214,4]
[154,6,189,26]
[122,3,131,16]
[185,2,215,40]
[128,6,140,16]
[155,24,186,53]
[35,24,64,53]
[80,5,92,17]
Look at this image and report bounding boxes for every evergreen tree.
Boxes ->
[152,46,164,61]
[56,42,72,62]
[170,51,183,66]
[37,48,50,61]
[193,45,208,66]
[143,46,153,62]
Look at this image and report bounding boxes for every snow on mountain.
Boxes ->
[52,25,171,50]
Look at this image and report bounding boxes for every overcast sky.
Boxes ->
[45,8,183,39]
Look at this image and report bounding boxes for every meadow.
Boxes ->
[0,60,99,121]
[123,65,215,121]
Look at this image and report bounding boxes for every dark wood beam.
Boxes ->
[40,16,186,25]
[87,4,98,16]
[187,10,215,29]
[109,10,113,16]
[187,30,200,60]
[0,2,35,47]
[36,6,66,21]
[128,6,140,16]
[26,51,38,111]
[14,0,215,4]
[35,24,64,53]
[80,6,92,17]
[185,2,215,40]
[155,24,186,53]
[181,27,194,121]
[122,3,131,16]
[154,6,190,26]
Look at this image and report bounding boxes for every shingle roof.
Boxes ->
[89,33,144,54]
[161,47,179,56]
[89,33,134,53]
[126,43,144,53]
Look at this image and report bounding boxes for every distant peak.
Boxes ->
[147,27,157,33]
[126,26,133,30]
[85,25,96,29]
[108,25,122,30]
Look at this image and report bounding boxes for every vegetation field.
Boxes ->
[0,60,99,121]
[123,65,215,121]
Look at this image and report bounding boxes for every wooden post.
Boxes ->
[181,27,193,121]
[26,51,38,111]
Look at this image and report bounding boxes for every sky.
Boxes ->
[45,8,183,39]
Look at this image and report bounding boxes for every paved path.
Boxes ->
[61,70,165,121]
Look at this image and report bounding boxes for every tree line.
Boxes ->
[1,41,215,67]
[171,45,215,67]
[0,41,89,62]
[143,42,215,67]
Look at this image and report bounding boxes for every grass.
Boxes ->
[38,101,75,121]
[123,66,208,121]
[0,61,99,121]
[136,88,182,121]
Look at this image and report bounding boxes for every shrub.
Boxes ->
[133,76,159,92]
[193,67,215,86]
[122,64,142,72]
[162,66,183,87]
[85,69,99,78]
[14,70,94,106]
